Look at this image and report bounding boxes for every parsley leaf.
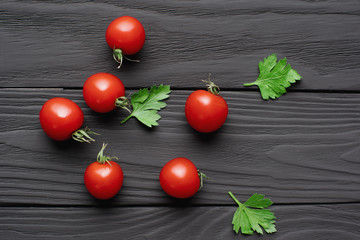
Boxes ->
[228,192,276,235]
[121,85,171,127]
[244,54,301,100]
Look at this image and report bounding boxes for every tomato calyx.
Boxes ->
[97,143,118,166]
[72,127,99,143]
[113,49,124,69]
[112,48,140,69]
[202,73,220,95]
[198,169,209,190]
[115,94,132,113]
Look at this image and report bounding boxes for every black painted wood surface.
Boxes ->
[0,89,359,206]
[0,1,359,239]
[1,0,360,90]
[1,204,359,240]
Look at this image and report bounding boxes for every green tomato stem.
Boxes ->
[115,95,132,113]
[113,48,140,69]
[123,55,140,63]
[113,48,123,69]
[202,73,220,95]
[97,143,118,166]
[198,170,209,190]
[72,127,99,143]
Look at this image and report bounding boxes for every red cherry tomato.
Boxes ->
[106,16,145,55]
[84,144,124,200]
[159,157,201,199]
[84,161,124,200]
[185,88,228,133]
[83,73,125,113]
[39,98,84,141]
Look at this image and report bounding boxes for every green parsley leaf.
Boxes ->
[121,85,171,127]
[228,192,276,235]
[244,54,301,100]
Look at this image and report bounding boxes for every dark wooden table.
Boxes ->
[1,1,360,239]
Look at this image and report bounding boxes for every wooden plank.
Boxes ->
[0,89,359,205]
[0,204,359,239]
[1,1,359,90]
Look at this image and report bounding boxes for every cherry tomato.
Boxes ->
[106,16,145,55]
[83,73,125,113]
[84,144,124,200]
[185,79,228,133]
[39,98,84,141]
[159,157,201,199]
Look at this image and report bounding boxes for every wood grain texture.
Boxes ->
[1,0,360,90]
[1,1,359,238]
[0,89,359,205]
[0,204,359,240]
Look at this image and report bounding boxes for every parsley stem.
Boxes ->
[228,191,242,206]
[243,82,256,87]
[121,115,132,124]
